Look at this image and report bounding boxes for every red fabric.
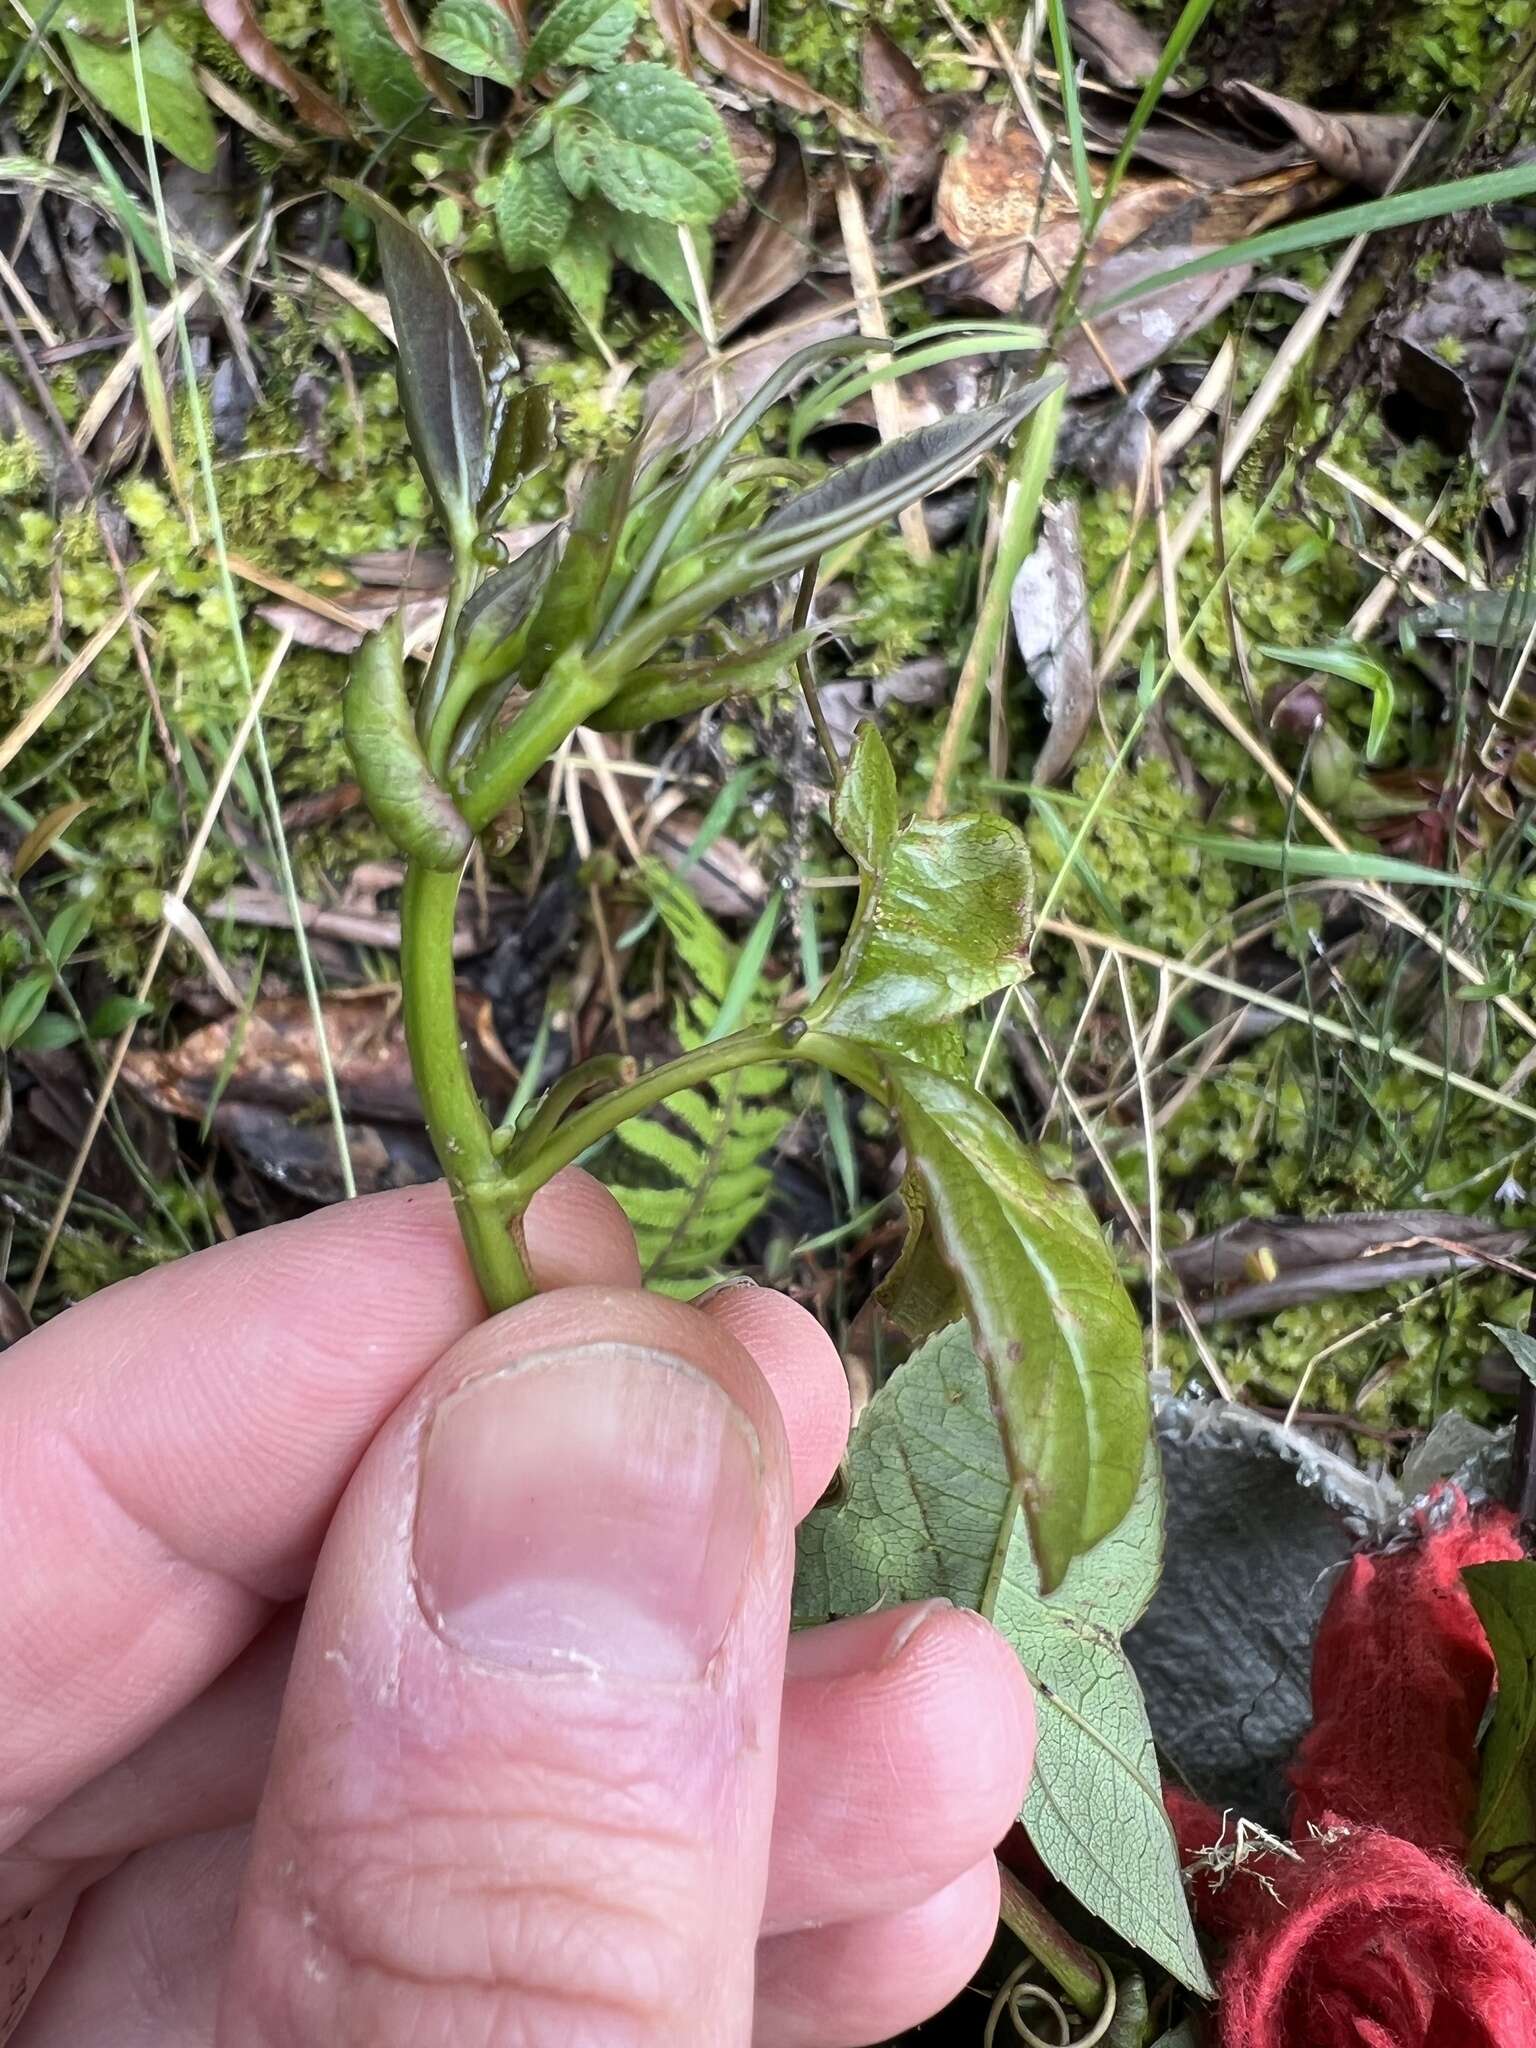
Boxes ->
[1168,1494,1536,2048]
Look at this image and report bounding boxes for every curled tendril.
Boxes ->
[983,1950,1118,2048]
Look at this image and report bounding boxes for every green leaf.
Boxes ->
[875,1056,1149,1589]
[333,182,512,547]
[480,382,555,520]
[87,993,154,1038]
[62,24,217,172]
[1488,1324,1536,1390]
[567,63,739,226]
[16,1008,80,1052]
[805,723,1033,1070]
[549,212,613,341]
[1257,641,1395,763]
[458,527,561,686]
[321,0,430,128]
[605,209,710,325]
[44,899,93,969]
[494,152,573,270]
[1464,1560,1536,1917]
[0,971,51,1051]
[424,0,521,82]
[345,615,473,869]
[524,0,636,71]
[794,1322,1208,1995]
[588,630,812,731]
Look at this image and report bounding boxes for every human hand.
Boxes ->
[0,1173,1033,2047]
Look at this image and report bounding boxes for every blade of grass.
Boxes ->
[707,887,782,1043]
[1045,0,1094,220]
[1090,163,1536,322]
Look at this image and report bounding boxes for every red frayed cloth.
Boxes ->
[1169,1493,1536,2048]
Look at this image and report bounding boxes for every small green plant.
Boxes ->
[339,184,1150,1595]
[421,0,737,331]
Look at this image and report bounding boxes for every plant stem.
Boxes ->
[419,549,479,772]
[996,1862,1107,2018]
[926,381,1066,819]
[401,860,531,1309]
[505,1026,798,1205]
[462,653,616,834]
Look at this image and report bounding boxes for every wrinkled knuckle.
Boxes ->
[289,1768,709,2047]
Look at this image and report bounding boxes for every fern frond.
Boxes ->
[605,862,791,1291]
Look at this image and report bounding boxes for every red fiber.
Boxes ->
[1168,1493,1536,2048]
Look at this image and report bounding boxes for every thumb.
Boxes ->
[218,1285,794,2048]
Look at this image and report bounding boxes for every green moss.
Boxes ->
[767,0,1027,103]
[842,529,968,673]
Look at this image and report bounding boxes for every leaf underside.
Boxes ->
[793,1322,1210,1997]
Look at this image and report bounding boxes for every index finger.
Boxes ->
[0,1172,640,1847]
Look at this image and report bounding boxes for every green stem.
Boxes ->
[462,653,616,834]
[419,549,479,771]
[505,1026,800,1206]
[402,860,531,1310]
[996,1863,1107,2019]
[502,1053,636,1162]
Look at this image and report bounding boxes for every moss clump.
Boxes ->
[767,0,1026,103]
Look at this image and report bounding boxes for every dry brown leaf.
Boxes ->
[377,0,467,113]
[861,27,971,202]
[647,813,767,915]
[1220,82,1430,193]
[1010,499,1095,786]
[1080,103,1304,188]
[711,147,819,338]
[123,989,510,1128]
[1168,1209,1531,1323]
[716,106,777,239]
[647,0,692,66]
[13,797,93,879]
[199,0,354,138]
[1065,0,1173,89]
[683,0,885,144]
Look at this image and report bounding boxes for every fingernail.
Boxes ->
[414,1344,761,1682]
[693,1276,759,1306]
[786,1599,953,1683]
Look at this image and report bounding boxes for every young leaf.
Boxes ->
[334,182,510,547]
[494,152,574,271]
[1464,1561,1536,1917]
[344,616,473,869]
[872,1056,1149,1589]
[588,630,813,730]
[524,0,636,72]
[321,0,430,127]
[63,24,218,172]
[457,527,561,686]
[480,383,555,519]
[753,381,1061,571]
[565,62,739,225]
[794,1322,1209,1995]
[805,723,1032,1069]
[423,0,522,82]
[88,993,154,1038]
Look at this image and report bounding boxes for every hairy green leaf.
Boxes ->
[345,617,472,869]
[806,724,1033,1070]
[1464,1561,1536,1917]
[334,183,511,546]
[873,1056,1149,1589]
[566,63,739,225]
[495,152,574,270]
[424,0,521,82]
[794,1322,1207,1993]
[322,0,430,127]
[524,0,636,71]
[63,24,217,171]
